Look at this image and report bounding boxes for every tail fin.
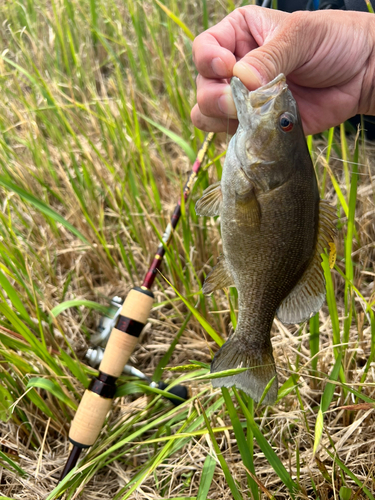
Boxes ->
[211,337,278,404]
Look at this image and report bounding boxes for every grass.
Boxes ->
[0,0,375,499]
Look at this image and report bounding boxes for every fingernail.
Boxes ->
[211,57,227,77]
[233,62,262,90]
[218,91,237,117]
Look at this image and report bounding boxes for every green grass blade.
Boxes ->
[154,0,195,41]
[320,127,335,197]
[160,274,223,346]
[195,367,250,380]
[139,113,196,162]
[321,254,341,357]
[198,401,243,500]
[25,387,56,421]
[202,0,208,30]
[321,354,343,413]
[276,374,301,401]
[196,455,216,500]
[324,446,375,500]
[257,375,276,407]
[153,312,192,382]
[90,0,98,51]
[26,378,77,410]
[0,302,41,351]
[0,177,89,244]
[343,142,358,345]
[309,312,320,380]
[222,388,259,499]
[50,299,109,318]
[313,353,343,454]
[327,168,349,217]
[234,389,298,497]
[340,123,350,194]
[0,450,27,477]
[0,269,31,323]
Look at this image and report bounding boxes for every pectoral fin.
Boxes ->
[202,255,235,295]
[195,182,222,217]
[276,200,336,324]
[235,169,261,226]
[235,187,261,226]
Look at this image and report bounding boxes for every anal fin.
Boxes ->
[202,255,235,295]
[276,199,336,324]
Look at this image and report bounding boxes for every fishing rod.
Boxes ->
[86,346,188,406]
[57,132,214,492]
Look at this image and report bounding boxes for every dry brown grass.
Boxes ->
[0,1,375,499]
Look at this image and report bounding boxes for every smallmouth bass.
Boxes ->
[196,74,335,404]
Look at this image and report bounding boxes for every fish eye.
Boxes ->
[279,113,294,132]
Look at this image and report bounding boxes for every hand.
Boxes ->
[191,6,375,135]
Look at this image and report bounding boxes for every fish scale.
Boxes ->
[196,74,336,404]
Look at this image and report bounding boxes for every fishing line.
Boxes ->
[326,157,369,169]
[225,87,232,153]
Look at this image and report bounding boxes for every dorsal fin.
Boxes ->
[202,255,235,295]
[195,182,222,217]
[276,199,336,324]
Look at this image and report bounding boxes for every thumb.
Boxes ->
[233,14,310,90]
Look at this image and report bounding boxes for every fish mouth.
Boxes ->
[230,74,287,124]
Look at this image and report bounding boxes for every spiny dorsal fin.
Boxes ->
[276,199,336,324]
[195,182,222,217]
[202,255,235,295]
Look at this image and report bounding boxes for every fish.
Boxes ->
[195,74,335,404]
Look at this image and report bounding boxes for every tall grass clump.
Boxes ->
[0,1,375,499]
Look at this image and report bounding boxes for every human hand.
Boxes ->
[191,6,375,135]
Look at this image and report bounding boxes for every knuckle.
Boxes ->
[196,88,210,114]
[192,32,206,64]
[191,107,208,131]
[281,11,311,46]
[251,45,284,80]
[192,37,201,67]
[282,11,317,64]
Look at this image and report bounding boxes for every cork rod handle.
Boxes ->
[69,287,154,448]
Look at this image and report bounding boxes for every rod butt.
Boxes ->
[59,445,82,482]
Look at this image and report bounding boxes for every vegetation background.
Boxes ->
[0,0,374,499]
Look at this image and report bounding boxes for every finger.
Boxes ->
[191,104,239,134]
[193,30,237,79]
[233,11,313,91]
[196,75,237,119]
[193,8,262,79]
